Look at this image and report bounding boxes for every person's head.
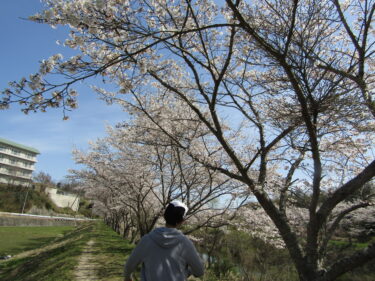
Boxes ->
[164,200,188,227]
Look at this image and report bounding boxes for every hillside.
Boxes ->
[0,184,93,217]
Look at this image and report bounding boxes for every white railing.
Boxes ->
[0,149,37,162]
[0,211,97,221]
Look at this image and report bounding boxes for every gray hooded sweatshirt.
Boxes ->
[124,227,204,281]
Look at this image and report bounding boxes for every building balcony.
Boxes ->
[0,150,37,163]
[0,169,33,180]
[0,177,30,186]
[0,158,35,171]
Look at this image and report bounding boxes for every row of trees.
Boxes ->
[1,1,375,280]
[69,123,245,239]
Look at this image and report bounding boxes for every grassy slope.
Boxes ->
[0,226,74,256]
[0,222,134,281]
[0,184,95,217]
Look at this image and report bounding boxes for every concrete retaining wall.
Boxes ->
[45,187,80,211]
[0,212,92,227]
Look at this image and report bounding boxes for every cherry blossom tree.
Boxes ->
[70,122,244,238]
[2,1,375,280]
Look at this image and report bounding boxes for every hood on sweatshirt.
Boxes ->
[149,227,183,248]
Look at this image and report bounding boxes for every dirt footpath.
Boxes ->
[74,239,101,281]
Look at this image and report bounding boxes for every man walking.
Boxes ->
[124,200,204,281]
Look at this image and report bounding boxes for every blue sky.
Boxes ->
[0,0,126,182]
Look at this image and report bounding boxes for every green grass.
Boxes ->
[329,237,375,250]
[91,222,135,280]
[0,222,135,281]
[0,226,74,256]
[0,223,93,281]
[0,222,373,281]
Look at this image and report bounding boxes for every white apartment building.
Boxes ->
[0,138,40,186]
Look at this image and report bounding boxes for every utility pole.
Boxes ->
[21,181,31,214]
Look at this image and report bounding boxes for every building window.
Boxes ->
[25,153,34,159]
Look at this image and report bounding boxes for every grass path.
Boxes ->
[0,222,135,281]
[74,239,100,281]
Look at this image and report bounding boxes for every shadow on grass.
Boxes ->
[0,226,76,256]
[0,223,94,281]
[8,236,60,254]
[0,244,78,281]
[101,245,133,254]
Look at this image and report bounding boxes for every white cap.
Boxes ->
[170,200,189,216]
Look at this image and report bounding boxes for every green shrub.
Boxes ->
[195,227,296,281]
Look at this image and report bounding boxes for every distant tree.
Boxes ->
[33,171,55,186]
[57,178,81,193]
